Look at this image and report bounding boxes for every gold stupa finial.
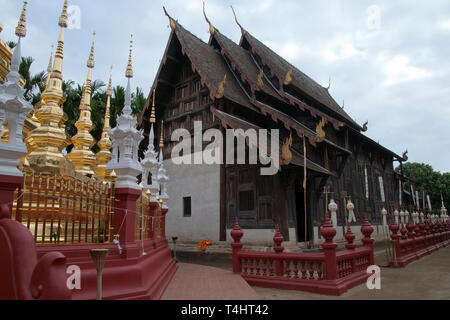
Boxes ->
[203,2,215,35]
[159,120,164,148]
[150,88,156,124]
[0,22,3,33]
[87,32,95,69]
[106,65,113,96]
[163,6,176,31]
[47,45,54,73]
[125,34,133,78]
[59,0,68,28]
[231,6,246,36]
[15,1,27,38]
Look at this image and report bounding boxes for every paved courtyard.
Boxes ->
[162,245,450,300]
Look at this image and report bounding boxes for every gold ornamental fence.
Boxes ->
[12,171,115,245]
[11,171,163,245]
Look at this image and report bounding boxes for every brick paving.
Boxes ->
[162,245,450,300]
[161,263,260,300]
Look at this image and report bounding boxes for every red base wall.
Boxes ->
[37,239,177,300]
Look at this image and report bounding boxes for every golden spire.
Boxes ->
[231,6,246,36]
[125,34,133,78]
[59,0,69,28]
[0,22,3,33]
[203,2,215,35]
[150,88,156,124]
[87,32,95,69]
[163,7,176,31]
[47,45,54,73]
[95,66,113,180]
[159,120,164,148]
[26,0,71,175]
[67,33,97,176]
[15,1,27,38]
[106,65,113,96]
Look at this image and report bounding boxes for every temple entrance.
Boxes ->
[295,179,312,243]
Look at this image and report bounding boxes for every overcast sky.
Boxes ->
[1,0,449,173]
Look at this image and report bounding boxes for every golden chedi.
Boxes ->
[25,0,74,175]
[68,32,98,177]
[94,67,113,180]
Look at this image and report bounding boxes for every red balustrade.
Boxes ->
[230,214,375,296]
[389,217,450,267]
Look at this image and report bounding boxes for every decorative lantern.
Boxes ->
[347,200,356,224]
[328,199,338,229]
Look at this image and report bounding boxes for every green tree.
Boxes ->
[395,163,448,211]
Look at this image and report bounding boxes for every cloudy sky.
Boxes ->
[1,0,449,173]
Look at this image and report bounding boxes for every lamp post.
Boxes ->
[90,249,109,300]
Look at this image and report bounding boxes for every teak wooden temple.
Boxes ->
[1,1,448,300]
[137,5,407,245]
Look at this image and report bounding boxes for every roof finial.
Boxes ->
[342,100,345,109]
[125,34,133,78]
[256,70,264,91]
[203,2,215,35]
[87,32,95,69]
[284,68,293,86]
[150,88,156,124]
[163,6,176,31]
[215,74,227,99]
[159,120,164,148]
[59,0,68,28]
[326,77,331,90]
[15,1,27,38]
[0,23,3,33]
[231,5,246,36]
[106,65,113,96]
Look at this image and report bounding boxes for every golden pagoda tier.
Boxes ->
[94,67,113,180]
[67,33,98,177]
[0,28,13,85]
[25,0,74,175]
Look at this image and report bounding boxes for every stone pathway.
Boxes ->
[162,246,450,300]
[161,263,260,300]
[254,245,450,300]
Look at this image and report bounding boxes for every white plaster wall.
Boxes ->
[164,159,221,243]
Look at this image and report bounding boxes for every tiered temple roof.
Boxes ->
[138,7,402,163]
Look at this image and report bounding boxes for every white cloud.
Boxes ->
[383,55,432,86]
[438,19,450,30]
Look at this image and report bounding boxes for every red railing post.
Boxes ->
[230,218,244,274]
[321,213,337,280]
[361,215,375,265]
[345,222,357,273]
[273,225,285,276]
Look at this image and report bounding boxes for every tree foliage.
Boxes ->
[395,163,449,211]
